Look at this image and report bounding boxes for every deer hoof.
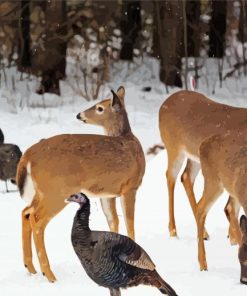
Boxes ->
[169,229,177,237]
[24,263,37,274]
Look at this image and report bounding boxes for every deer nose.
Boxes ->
[76,113,81,120]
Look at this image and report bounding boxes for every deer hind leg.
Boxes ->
[166,150,185,237]
[29,206,56,282]
[181,159,209,240]
[197,178,223,271]
[224,196,241,245]
[100,198,119,233]
[22,206,37,274]
[121,189,136,240]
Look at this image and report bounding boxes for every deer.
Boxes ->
[16,86,145,282]
[239,215,247,285]
[159,90,247,243]
[196,128,247,278]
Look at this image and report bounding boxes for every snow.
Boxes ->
[1,66,247,295]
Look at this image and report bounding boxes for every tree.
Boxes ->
[208,0,227,88]
[120,0,141,61]
[154,0,184,88]
[18,0,31,71]
[208,0,227,58]
[239,0,247,75]
[36,0,67,95]
[186,0,201,57]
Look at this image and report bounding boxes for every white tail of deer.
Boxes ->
[159,90,244,242]
[16,86,145,282]
[197,130,245,272]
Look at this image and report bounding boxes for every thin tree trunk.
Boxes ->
[239,0,247,76]
[120,1,141,61]
[155,0,183,88]
[208,0,227,89]
[208,0,227,58]
[18,0,31,71]
[183,0,188,90]
[37,0,67,95]
[186,0,201,88]
[186,0,201,57]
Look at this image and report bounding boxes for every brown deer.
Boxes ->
[16,86,145,282]
[196,129,247,275]
[239,215,247,285]
[159,90,246,242]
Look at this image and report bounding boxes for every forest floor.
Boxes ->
[1,66,247,295]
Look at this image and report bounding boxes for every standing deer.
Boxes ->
[239,215,247,285]
[159,90,247,242]
[16,86,145,282]
[196,129,247,277]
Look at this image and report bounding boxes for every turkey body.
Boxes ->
[70,196,178,296]
[0,129,22,191]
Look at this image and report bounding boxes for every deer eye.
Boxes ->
[96,106,104,114]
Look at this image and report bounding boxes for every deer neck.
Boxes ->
[104,111,132,137]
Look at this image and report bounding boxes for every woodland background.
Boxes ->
[0,0,247,102]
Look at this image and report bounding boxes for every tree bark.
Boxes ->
[36,0,67,95]
[120,0,141,61]
[18,0,31,71]
[155,0,183,88]
[186,0,201,57]
[239,0,247,75]
[208,0,227,58]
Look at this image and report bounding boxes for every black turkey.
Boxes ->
[66,193,178,296]
[0,128,4,144]
[0,129,22,192]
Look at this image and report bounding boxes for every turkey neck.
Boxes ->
[72,204,91,243]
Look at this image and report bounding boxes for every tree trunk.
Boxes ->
[186,0,201,57]
[208,0,227,58]
[18,0,31,71]
[155,0,183,88]
[120,0,141,61]
[239,0,247,75]
[36,0,67,95]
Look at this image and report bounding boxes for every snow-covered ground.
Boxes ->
[1,79,247,295]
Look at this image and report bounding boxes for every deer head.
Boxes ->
[239,215,247,285]
[76,86,130,136]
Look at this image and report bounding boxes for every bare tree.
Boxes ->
[120,0,141,61]
[239,0,247,75]
[36,0,67,95]
[154,0,184,88]
[18,0,31,72]
[208,0,227,88]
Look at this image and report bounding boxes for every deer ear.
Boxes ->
[117,86,125,101]
[240,215,247,235]
[111,89,122,112]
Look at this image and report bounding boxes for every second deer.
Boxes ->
[159,90,246,242]
[16,87,145,282]
[197,128,247,280]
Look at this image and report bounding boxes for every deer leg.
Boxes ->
[181,159,209,240]
[5,181,9,192]
[121,189,136,240]
[224,196,241,245]
[29,209,56,282]
[110,288,121,296]
[22,206,37,274]
[166,151,185,237]
[197,179,223,271]
[100,198,119,233]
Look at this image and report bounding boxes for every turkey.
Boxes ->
[0,128,4,144]
[66,193,178,296]
[0,129,22,192]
